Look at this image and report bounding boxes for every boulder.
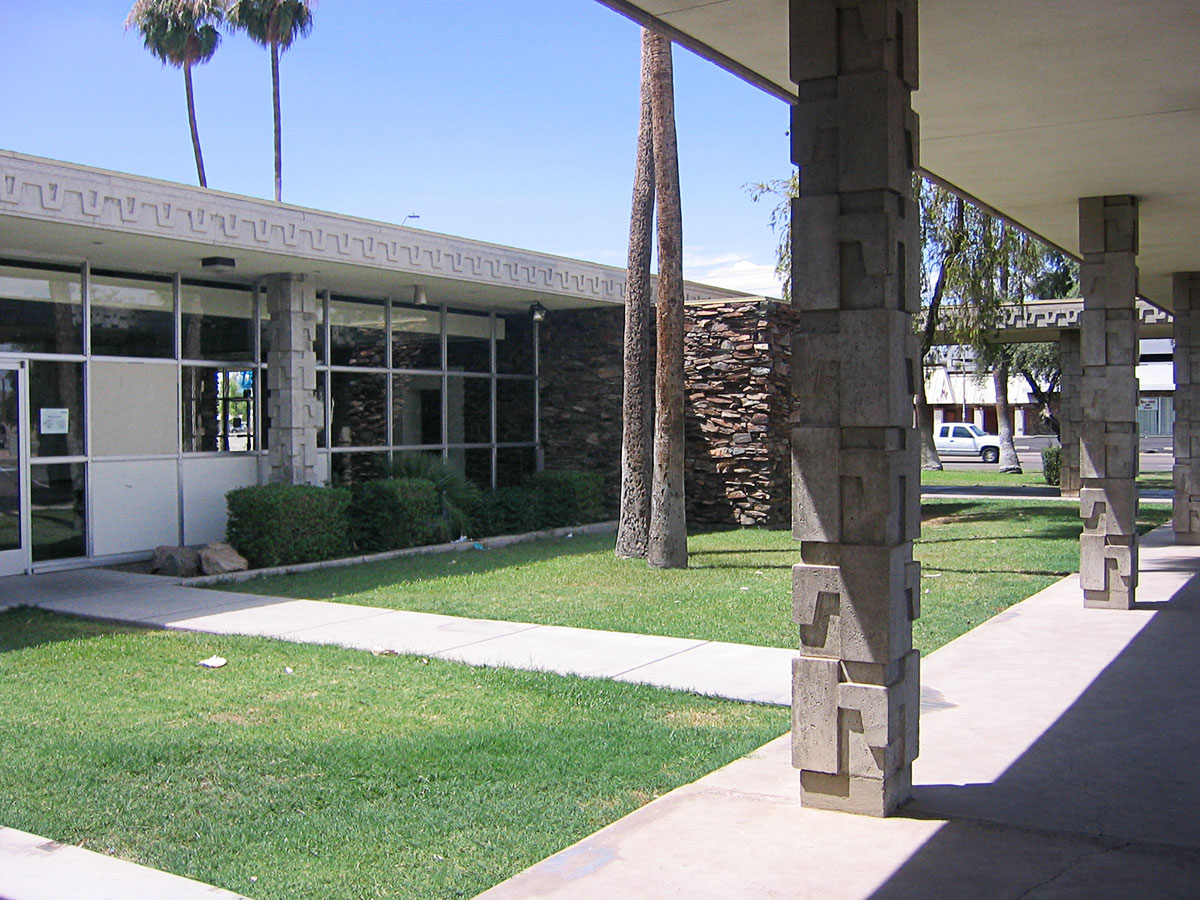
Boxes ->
[152,545,200,578]
[199,542,249,575]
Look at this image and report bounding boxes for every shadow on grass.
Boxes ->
[0,607,148,654]
[917,524,1082,545]
[925,566,1073,578]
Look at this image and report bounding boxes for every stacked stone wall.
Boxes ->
[538,300,795,525]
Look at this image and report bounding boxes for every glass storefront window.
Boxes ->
[446,447,492,490]
[182,368,256,452]
[30,463,86,561]
[496,447,537,487]
[29,361,85,458]
[90,272,174,358]
[446,309,491,373]
[496,379,535,444]
[391,302,441,370]
[392,373,442,446]
[329,296,386,367]
[330,371,387,447]
[330,451,388,486]
[496,313,535,375]
[446,376,490,445]
[0,263,83,355]
[181,282,254,361]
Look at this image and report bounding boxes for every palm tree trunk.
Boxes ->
[184,62,207,188]
[271,40,282,202]
[994,355,1023,472]
[646,31,687,570]
[615,28,657,560]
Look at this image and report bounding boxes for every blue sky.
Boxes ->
[0,0,792,295]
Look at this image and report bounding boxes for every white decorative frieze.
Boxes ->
[1,151,735,307]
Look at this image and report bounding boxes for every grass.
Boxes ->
[0,608,787,900]
[922,467,1174,491]
[230,499,1173,656]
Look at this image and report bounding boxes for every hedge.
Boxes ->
[226,484,352,568]
[1042,445,1062,486]
[349,477,439,552]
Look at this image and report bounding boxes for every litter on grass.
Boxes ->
[198,656,226,668]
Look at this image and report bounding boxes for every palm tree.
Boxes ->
[227,0,315,202]
[615,27,656,560]
[125,0,225,188]
[645,30,688,570]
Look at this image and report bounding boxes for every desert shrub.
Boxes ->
[226,484,352,568]
[349,478,439,552]
[391,453,483,541]
[1042,445,1062,486]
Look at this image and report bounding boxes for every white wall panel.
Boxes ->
[182,455,260,545]
[91,459,179,555]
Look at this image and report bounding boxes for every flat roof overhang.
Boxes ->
[0,151,749,311]
[596,1,1200,309]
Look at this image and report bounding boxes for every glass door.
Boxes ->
[0,363,28,576]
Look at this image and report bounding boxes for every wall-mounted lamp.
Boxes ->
[402,214,420,226]
[201,256,236,272]
[413,285,429,305]
[529,302,547,323]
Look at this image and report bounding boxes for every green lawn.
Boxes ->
[922,468,1174,492]
[0,609,786,900]
[230,499,1173,656]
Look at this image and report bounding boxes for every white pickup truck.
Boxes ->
[934,423,1001,463]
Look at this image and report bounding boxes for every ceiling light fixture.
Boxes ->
[529,302,547,323]
[201,256,236,272]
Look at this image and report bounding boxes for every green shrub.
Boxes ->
[349,478,439,553]
[525,471,606,529]
[1042,445,1062,486]
[477,485,541,537]
[226,484,352,568]
[391,453,483,541]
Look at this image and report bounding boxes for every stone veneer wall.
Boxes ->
[538,300,795,525]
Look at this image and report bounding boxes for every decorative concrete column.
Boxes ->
[1058,330,1082,496]
[790,0,921,816]
[265,273,322,485]
[1078,196,1140,609]
[1173,273,1200,543]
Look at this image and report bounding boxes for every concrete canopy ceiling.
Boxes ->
[597,0,1200,309]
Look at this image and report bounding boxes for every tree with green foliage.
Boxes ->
[227,0,314,202]
[125,0,225,188]
[745,172,798,302]
[1009,342,1063,438]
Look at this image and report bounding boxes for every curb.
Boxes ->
[184,521,618,586]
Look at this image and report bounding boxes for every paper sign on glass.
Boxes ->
[40,408,69,434]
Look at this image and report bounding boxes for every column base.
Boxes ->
[1084,588,1135,610]
[1173,530,1200,546]
[799,767,912,817]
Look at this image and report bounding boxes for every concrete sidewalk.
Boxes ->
[477,524,1200,899]
[0,569,794,706]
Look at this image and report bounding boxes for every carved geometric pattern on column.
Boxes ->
[1173,273,1200,544]
[265,273,322,486]
[1077,196,1139,609]
[789,0,921,816]
[1058,330,1082,496]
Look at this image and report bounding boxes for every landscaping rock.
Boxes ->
[199,542,249,575]
[152,545,200,578]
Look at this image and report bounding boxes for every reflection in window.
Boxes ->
[497,447,537,487]
[447,376,490,445]
[392,374,442,446]
[446,309,491,373]
[448,446,493,490]
[329,296,386,367]
[182,368,256,452]
[496,313,535,375]
[29,361,86,458]
[391,303,441,370]
[30,463,86,561]
[330,451,388,486]
[181,282,254,361]
[496,379,535,443]
[90,273,174,358]
[330,371,387,447]
[0,264,83,355]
